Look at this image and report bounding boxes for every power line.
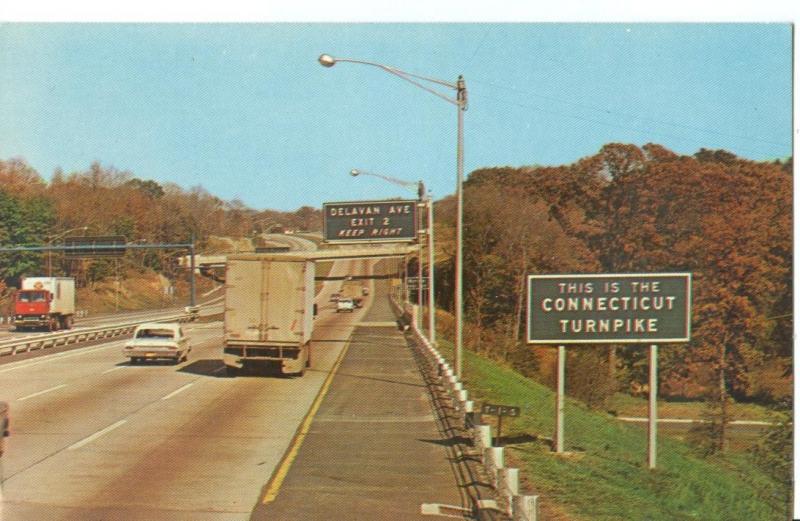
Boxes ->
[468,77,790,150]
[467,90,787,160]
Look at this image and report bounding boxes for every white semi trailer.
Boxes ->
[223,254,314,376]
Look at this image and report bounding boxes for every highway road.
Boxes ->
[0,258,374,520]
[262,233,317,252]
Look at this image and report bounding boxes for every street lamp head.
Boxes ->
[350,169,361,177]
[318,54,336,67]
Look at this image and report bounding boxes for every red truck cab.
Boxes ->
[15,290,53,330]
[14,277,76,331]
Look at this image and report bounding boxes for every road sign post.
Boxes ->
[481,403,520,446]
[556,345,565,453]
[649,344,658,469]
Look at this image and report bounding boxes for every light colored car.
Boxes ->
[336,297,355,313]
[124,323,190,364]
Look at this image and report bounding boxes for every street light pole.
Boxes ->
[427,193,435,345]
[323,55,466,377]
[455,75,466,378]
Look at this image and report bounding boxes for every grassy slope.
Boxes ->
[437,341,787,521]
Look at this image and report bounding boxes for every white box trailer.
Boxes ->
[223,255,315,376]
[15,276,76,331]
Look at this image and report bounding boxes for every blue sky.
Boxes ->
[0,23,792,211]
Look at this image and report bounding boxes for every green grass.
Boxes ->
[436,341,789,521]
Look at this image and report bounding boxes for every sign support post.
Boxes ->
[497,414,504,446]
[427,197,435,345]
[648,344,658,469]
[555,345,565,453]
[417,207,423,330]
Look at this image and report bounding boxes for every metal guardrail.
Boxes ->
[0,312,194,358]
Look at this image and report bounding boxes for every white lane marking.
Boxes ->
[17,384,67,401]
[67,419,127,450]
[161,382,195,400]
[0,341,125,374]
[101,366,126,374]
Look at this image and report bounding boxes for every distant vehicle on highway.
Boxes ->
[123,323,190,364]
[14,277,75,331]
[329,292,341,302]
[336,297,355,313]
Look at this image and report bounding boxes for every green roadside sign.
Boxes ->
[527,273,691,344]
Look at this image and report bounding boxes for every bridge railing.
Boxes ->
[393,296,541,521]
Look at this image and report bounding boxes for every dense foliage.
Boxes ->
[435,143,792,405]
[0,158,322,291]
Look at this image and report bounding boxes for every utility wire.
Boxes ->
[469,77,790,149]
[468,90,787,160]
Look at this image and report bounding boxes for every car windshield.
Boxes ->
[18,291,47,302]
[136,328,175,339]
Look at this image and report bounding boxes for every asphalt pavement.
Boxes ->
[0,259,366,521]
[252,281,471,521]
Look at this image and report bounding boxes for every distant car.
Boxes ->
[336,298,355,313]
[361,286,369,296]
[329,292,341,302]
[124,322,190,364]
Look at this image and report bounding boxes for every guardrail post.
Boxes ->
[499,467,519,516]
[499,467,519,496]
[464,400,476,428]
[512,495,539,521]
[475,424,492,450]
[484,447,504,487]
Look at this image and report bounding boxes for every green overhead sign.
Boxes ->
[323,200,418,243]
[527,273,691,344]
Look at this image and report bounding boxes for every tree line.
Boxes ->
[0,158,322,294]
[432,143,791,410]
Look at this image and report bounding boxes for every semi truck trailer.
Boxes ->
[14,276,76,331]
[223,254,314,376]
